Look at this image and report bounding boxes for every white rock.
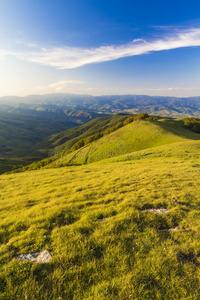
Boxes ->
[16,250,51,263]
[97,218,108,222]
[168,226,180,231]
[141,209,169,213]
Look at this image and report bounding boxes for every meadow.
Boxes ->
[41,117,200,168]
[1,137,200,299]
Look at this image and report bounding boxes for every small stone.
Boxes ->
[35,250,51,263]
[141,209,169,213]
[168,226,180,231]
[16,250,51,263]
[97,218,108,222]
[159,226,181,232]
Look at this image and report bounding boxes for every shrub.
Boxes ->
[135,113,149,120]
[123,117,134,126]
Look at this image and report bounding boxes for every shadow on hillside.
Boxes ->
[156,119,200,140]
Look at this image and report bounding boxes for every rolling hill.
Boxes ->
[0,113,131,174]
[0,107,107,173]
[0,111,78,159]
[39,117,200,169]
[1,92,200,173]
[31,113,131,159]
[2,111,200,175]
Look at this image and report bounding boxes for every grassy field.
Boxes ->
[0,157,35,175]
[46,118,200,168]
[1,136,200,299]
[0,113,130,174]
[4,115,200,174]
[34,113,131,155]
[0,111,76,159]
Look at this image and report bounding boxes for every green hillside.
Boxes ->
[0,111,79,174]
[48,118,200,167]
[0,113,129,174]
[30,114,131,158]
[1,138,200,299]
[0,111,77,159]
[1,107,200,175]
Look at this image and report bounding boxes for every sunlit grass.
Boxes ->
[46,119,200,168]
[1,139,200,298]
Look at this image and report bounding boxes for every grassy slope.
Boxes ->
[35,114,130,149]
[0,157,35,175]
[0,111,76,158]
[50,118,200,167]
[1,140,200,298]
[0,113,129,174]
[0,112,78,174]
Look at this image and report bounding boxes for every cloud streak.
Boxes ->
[2,27,200,69]
[34,80,86,93]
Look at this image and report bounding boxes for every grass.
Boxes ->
[7,114,133,173]
[47,118,200,168]
[0,157,35,175]
[35,113,131,154]
[1,138,200,299]
[0,111,75,159]
[0,113,131,174]
[6,116,200,174]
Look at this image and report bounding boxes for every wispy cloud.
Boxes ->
[34,80,86,93]
[132,87,198,92]
[2,27,200,69]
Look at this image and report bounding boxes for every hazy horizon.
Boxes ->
[1,92,200,101]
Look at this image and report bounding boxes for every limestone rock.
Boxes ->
[141,208,169,213]
[16,250,51,263]
[97,217,108,222]
[168,226,180,231]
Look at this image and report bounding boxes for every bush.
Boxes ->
[135,113,149,120]
[72,140,85,151]
[123,117,134,126]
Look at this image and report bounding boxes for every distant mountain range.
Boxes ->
[1,93,200,118]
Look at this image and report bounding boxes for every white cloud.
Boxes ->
[132,87,196,91]
[1,27,200,69]
[15,40,38,48]
[34,80,86,93]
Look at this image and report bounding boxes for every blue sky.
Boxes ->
[1,0,200,97]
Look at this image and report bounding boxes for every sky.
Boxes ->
[1,0,200,97]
